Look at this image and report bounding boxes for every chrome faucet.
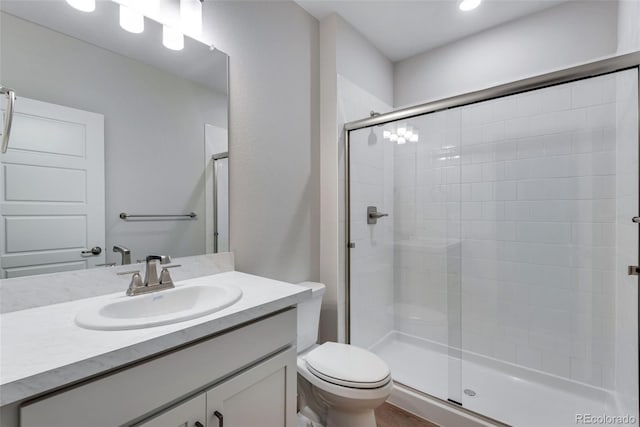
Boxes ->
[117,255,180,296]
[112,245,131,265]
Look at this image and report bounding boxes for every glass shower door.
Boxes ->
[456,69,639,425]
[348,109,464,404]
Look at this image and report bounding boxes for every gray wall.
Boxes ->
[0,12,227,264]
[335,15,394,107]
[618,0,640,54]
[202,1,321,284]
[394,0,619,107]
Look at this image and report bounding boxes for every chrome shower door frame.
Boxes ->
[343,51,640,413]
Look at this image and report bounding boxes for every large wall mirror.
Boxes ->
[0,0,229,278]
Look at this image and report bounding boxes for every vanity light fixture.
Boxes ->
[180,0,203,35]
[66,0,95,13]
[458,0,482,12]
[119,3,144,34]
[383,123,419,144]
[163,25,184,51]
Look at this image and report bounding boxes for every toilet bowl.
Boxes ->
[296,282,392,427]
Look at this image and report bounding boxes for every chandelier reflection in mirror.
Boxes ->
[65,0,204,51]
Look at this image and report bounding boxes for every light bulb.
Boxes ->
[181,0,202,35]
[409,134,419,142]
[459,0,482,11]
[397,127,406,136]
[383,130,391,139]
[66,0,95,12]
[398,137,406,144]
[119,4,144,33]
[390,134,398,142]
[163,25,184,51]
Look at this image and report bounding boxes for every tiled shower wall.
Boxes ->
[392,70,637,388]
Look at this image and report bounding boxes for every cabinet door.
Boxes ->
[206,347,297,427]
[136,394,206,427]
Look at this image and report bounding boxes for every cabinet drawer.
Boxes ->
[20,308,296,427]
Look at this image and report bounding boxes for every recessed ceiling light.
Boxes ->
[66,0,95,12]
[459,0,482,12]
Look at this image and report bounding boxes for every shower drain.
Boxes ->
[464,389,476,397]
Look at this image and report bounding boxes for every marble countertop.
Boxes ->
[0,271,310,407]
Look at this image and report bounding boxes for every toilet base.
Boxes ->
[326,407,376,427]
[297,372,391,427]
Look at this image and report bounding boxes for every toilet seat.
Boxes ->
[305,342,391,389]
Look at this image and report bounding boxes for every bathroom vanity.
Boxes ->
[0,270,310,426]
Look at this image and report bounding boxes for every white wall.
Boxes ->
[394,0,619,108]
[0,12,227,264]
[201,1,321,284]
[319,14,394,342]
[335,15,394,107]
[617,0,640,54]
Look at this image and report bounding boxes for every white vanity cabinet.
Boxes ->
[18,309,297,427]
[137,394,206,427]
[205,347,294,427]
[138,348,295,427]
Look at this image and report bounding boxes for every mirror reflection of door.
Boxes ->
[0,97,105,278]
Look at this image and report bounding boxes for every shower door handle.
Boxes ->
[367,206,389,224]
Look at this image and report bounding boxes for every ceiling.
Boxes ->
[295,0,570,62]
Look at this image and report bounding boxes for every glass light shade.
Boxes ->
[397,127,407,136]
[383,130,391,139]
[180,0,202,35]
[119,4,144,33]
[409,134,419,142]
[459,0,482,11]
[398,137,406,144]
[66,0,95,12]
[163,25,184,51]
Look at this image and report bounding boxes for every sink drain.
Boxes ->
[464,389,476,397]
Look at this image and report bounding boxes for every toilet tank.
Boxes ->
[296,282,325,353]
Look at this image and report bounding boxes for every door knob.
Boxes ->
[81,246,102,256]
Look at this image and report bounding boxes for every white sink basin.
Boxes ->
[75,283,242,330]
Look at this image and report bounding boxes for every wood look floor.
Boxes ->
[375,403,440,427]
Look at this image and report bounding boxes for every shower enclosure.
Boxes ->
[345,54,640,426]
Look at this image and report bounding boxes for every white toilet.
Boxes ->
[296,282,392,427]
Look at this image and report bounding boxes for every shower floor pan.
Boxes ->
[371,331,628,426]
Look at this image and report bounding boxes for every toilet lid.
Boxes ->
[305,342,391,389]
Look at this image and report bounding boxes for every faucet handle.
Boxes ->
[117,269,141,276]
[159,264,181,285]
[117,270,144,296]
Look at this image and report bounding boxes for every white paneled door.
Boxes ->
[0,97,105,278]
